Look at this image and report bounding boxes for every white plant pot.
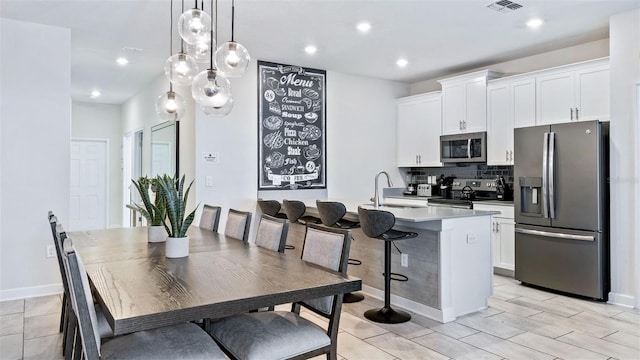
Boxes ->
[147,225,167,243]
[166,236,189,258]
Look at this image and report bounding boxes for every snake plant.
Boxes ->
[156,174,197,238]
[131,176,166,226]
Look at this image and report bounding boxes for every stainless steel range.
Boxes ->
[428,178,505,209]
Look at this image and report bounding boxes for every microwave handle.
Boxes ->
[467,139,471,158]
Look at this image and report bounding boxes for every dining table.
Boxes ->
[69,226,362,336]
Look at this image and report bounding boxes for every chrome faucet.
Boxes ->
[373,171,393,208]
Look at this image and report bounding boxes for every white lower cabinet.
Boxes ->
[473,203,515,275]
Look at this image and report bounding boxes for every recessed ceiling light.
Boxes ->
[396,58,408,67]
[90,90,101,98]
[304,45,317,55]
[116,57,129,65]
[356,22,371,33]
[526,18,543,29]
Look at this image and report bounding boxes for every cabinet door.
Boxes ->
[496,217,515,271]
[512,79,536,129]
[464,78,488,133]
[575,65,610,122]
[487,84,511,165]
[442,84,464,135]
[397,100,424,166]
[419,96,443,166]
[536,71,575,125]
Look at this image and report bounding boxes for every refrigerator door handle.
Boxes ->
[548,132,556,219]
[467,138,471,158]
[542,132,549,218]
[515,228,595,242]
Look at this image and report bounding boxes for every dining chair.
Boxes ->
[48,215,67,335]
[315,200,365,303]
[62,238,226,360]
[224,208,252,242]
[199,204,222,232]
[358,206,418,324]
[254,214,289,253]
[209,223,352,360]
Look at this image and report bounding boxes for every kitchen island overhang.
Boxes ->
[304,201,499,323]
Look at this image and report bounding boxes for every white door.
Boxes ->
[151,142,172,176]
[70,139,107,231]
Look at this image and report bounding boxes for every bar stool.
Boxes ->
[257,199,293,249]
[282,200,322,226]
[357,206,418,324]
[316,200,365,303]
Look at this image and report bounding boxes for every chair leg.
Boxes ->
[59,292,66,333]
[73,325,82,360]
[64,313,77,360]
[363,241,411,324]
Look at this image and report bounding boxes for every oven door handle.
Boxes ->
[467,139,471,158]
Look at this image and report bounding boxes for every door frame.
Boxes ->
[71,137,109,229]
[122,128,144,227]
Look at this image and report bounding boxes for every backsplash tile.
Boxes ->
[402,164,514,185]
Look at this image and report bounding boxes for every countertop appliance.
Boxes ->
[417,184,432,197]
[514,120,609,300]
[440,132,487,163]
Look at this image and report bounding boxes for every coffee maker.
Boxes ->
[437,175,456,199]
[404,172,417,195]
[496,176,513,201]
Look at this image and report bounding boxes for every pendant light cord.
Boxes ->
[180,0,185,53]
[169,0,174,92]
[208,0,215,71]
[231,0,235,42]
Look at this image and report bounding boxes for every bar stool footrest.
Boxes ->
[383,272,408,282]
[347,258,362,266]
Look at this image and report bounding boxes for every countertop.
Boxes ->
[384,194,514,207]
[303,200,499,223]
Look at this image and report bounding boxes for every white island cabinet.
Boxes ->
[473,203,515,276]
[396,92,442,167]
[303,200,498,323]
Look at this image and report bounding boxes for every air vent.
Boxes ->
[486,0,524,13]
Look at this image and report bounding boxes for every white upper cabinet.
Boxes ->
[396,92,442,167]
[536,58,609,125]
[439,70,502,135]
[487,76,535,165]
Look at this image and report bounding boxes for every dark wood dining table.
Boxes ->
[69,226,361,336]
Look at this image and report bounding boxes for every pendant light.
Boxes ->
[215,0,250,77]
[178,0,212,45]
[165,0,199,85]
[157,0,186,121]
[192,0,232,109]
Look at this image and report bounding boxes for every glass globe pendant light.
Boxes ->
[178,0,212,45]
[202,96,234,116]
[156,0,186,121]
[186,33,214,63]
[215,0,250,77]
[156,85,187,121]
[164,52,198,85]
[192,0,232,110]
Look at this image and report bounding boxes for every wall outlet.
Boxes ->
[401,253,408,267]
[46,245,55,258]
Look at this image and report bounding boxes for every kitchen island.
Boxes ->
[293,201,498,323]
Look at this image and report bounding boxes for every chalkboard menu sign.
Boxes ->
[258,61,326,190]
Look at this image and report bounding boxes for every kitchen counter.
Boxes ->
[384,194,514,207]
[296,199,496,323]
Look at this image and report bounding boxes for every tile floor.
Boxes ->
[1,275,639,360]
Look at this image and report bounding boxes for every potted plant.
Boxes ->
[157,174,197,258]
[131,176,167,243]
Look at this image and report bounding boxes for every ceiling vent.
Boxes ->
[486,0,524,13]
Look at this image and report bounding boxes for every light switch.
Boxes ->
[205,176,213,187]
[466,233,477,244]
[532,188,538,204]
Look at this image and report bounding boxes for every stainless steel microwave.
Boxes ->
[440,132,487,163]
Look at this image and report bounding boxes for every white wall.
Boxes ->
[410,39,610,94]
[0,19,71,299]
[72,102,122,228]
[609,9,640,308]
[121,76,196,212]
[195,61,409,236]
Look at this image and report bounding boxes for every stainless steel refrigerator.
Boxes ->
[514,120,609,300]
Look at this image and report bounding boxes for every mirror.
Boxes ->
[150,121,179,178]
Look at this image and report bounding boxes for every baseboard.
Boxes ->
[608,292,636,308]
[362,284,451,323]
[0,283,63,301]
[493,267,515,277]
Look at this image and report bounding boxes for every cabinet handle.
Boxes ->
[418,155,422,164]
[510,150,513,162]
[570,108,574,120]
[415,155,418,164]
[575,107,579,120]
[463,120,467,130]
[496,223,500,233]
[506,150,509,162]
[459,121,462,130]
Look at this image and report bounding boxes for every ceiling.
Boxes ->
[2,0,639,104]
